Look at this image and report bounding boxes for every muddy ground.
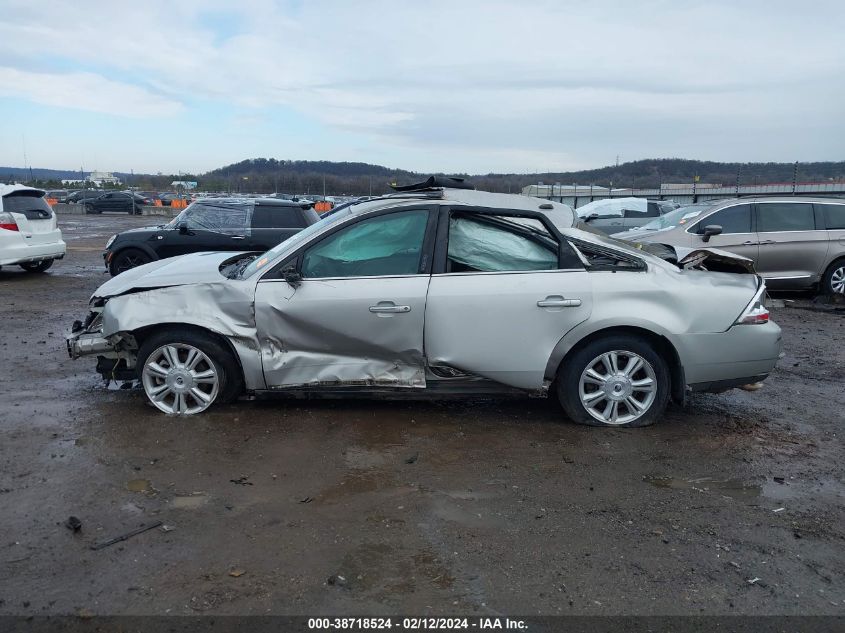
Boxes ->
[0,214,843,616]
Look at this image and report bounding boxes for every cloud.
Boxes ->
[0,67,183,118]
[0,0,843,172]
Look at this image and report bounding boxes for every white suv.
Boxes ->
[0,184,67,273]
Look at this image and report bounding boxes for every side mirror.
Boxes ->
[282,266,302,287]
[178,222,190,235]
[702,225,723,242]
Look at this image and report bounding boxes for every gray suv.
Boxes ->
[615,197,845,295]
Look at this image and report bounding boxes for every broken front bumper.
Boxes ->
[66,329,114,359]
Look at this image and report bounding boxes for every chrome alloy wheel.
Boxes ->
[578,350,657,425]
[831,265,845,294]
[141,343,219,415]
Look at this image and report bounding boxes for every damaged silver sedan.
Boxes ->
[67,185,782,427]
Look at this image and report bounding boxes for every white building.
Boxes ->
[88,171,122,187]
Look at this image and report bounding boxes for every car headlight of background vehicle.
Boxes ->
[105,234,117,248]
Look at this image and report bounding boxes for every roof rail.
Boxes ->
[390,176,474,192]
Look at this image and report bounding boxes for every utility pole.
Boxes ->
[735,166,741,196]
[792,161,799,195]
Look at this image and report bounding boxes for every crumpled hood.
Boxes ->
[610,227,672,241]
[632,243,756,274]
[93,251,240,300]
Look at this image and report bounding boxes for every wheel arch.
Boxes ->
[109,242,159,263]
[547,325,686,405]
[130,322,246,387]
[822,255,845,294]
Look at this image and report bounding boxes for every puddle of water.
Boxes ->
[643,475,761,501]
[171,494,208,509]
[318,470,392,503]
[126,479,153,493]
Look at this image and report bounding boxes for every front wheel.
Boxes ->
[556,335,670,427]
[137,329,242,415]
[20,259,54,273]
[822,259,845,295]
[109,248,151,275]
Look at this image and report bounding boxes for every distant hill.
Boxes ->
[4,158,844,195]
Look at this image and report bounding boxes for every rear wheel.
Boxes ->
[20,259,54,273]
[822,259,845,295]
[556,335,670,427]
[109,248,152,275]
[137,329,242,415]
[84,204,96,214]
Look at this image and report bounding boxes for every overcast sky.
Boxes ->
[0,0,843,175]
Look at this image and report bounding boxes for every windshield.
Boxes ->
[639,202,714,231]
[166,200,253,234]
[239,206,355,278]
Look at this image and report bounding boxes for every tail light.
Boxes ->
[735,280,769,325]
[0,211,19,231]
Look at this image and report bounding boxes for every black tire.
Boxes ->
[136,328,243,412]
[556,335,670,428]
[84,204,94,214]
[109,248,152,276]
[821,258,845,296]
[19,259,54,273]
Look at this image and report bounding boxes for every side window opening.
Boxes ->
[446,213,559,273]
[757,203,815,232]
[300,209,429,279]
[568,240,645,272]
[695,204,752,234]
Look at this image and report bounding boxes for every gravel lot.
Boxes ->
[0,214,843,616]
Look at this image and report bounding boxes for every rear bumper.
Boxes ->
[0,236,66,266]
[675,320,783,386]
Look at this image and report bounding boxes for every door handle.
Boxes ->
[369,304,411,314]
[742,241,757,245]
[759,239,777,244]
[537,297,582,308]
[231,235,246,240]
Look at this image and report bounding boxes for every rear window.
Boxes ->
[252,205,306,229]
[818,203,845,230]
[3,193,53,216]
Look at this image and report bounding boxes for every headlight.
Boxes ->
[105,234,117,248]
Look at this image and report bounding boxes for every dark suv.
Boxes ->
[103,197,320,275]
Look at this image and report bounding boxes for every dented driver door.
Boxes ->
[254,208,436,389]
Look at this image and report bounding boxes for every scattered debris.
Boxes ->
[300,496,313,504]
[729,561,740,569]
[773,476,785,484]
[90,521,163,550]
[747,577,761,585]
[160,524,175,532]
[773,507,786,513]
[228,569,246,578]
[327,574,347,587]
[229,476,253,486]
[77,608,95,619]
[64,516,82,532]
[404,452,419,465]
[739,382,764,392]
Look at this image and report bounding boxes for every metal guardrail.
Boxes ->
[524,182,845,208]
